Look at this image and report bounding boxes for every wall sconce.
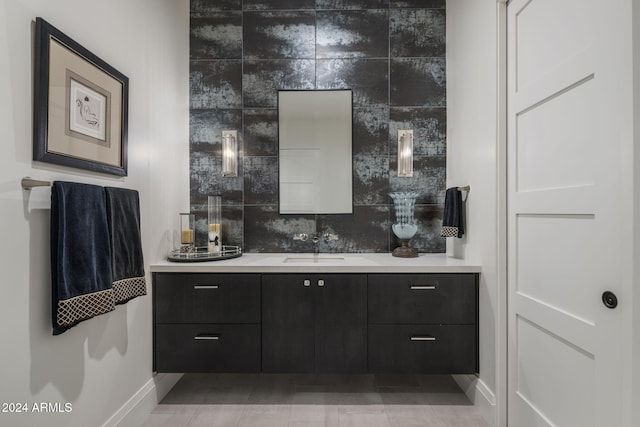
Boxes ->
[397,129,413,177]
[222,130,238,177]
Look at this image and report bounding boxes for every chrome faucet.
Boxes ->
[323,232,339,243]
[293,233,308,242]
[292,232,339,243]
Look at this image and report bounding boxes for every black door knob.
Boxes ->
[602,291,618,309]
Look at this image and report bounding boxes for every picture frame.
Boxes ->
[33,17,128,176]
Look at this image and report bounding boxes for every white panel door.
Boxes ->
[507,0,630,426]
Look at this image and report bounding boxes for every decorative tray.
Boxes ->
[167,245,242,262]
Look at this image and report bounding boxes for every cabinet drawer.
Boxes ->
[368,274,476,324]
[155,324,260,373]
[368,324,476,374]
[154,273,260,323]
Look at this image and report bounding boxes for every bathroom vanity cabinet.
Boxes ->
[368,274,478,373]
[153,273,261,372]
[152,255,480,375]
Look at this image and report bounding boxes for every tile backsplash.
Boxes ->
[189,0,446,253]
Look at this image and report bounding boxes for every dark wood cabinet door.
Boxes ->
[314,275,367,373]
[262,274,367,374]
[368,274,477,324]
[154,273,261,323]
[155,324,261,373]
[261,274,314,373]
[368,324,476,374]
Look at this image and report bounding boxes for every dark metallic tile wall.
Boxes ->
[390,9,445,57]
[243,109,278,156]
[353,155,390,206]
[390,0,445,8]
[189,0,447,253]
[190,13,242,60]
[353,106,389,156]
[190,61,242,108]
[244,0,315,10]
[243,59,316,108]
[316,10,389,58]
[191,0,241,13]
[244,156,279,205]
[316,59,389,107]
[243,12,316,60]
[316,0,390,10]
[390,58,446,107]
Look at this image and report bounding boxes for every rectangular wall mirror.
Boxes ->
[278,90,353,214]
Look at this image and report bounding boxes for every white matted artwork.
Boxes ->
[33,17,128,176]
[67,72,110,145]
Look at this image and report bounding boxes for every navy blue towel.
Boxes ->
[105,187,146,304]
[441,187,465,238]
[51,182,114,335]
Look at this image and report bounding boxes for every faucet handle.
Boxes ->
[293,233,308,242]
[324,232,339,242]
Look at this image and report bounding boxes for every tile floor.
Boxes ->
[141,374,489,427]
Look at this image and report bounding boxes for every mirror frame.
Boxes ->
[277,89,354,215]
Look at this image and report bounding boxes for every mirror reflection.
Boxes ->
[278,90,353,214]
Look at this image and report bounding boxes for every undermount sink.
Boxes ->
[283,255,346,263]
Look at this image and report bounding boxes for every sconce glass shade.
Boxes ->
[222,130,238,177]
[398,130,413,177]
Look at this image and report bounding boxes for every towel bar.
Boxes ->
[22,177,52,190]
[23,176,471,194]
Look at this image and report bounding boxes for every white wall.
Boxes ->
[632,1,640,424]
[446,0,503,425]
[0,1,189,426]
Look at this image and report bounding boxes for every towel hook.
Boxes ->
[457,185,470,202]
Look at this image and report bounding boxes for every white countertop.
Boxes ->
[150,253,481,274]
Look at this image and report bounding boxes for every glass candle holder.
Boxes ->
[179,212,195,253]
[207,195,222,254]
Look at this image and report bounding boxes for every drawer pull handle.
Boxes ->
[303,280,311,287]
[194,285,220,290]
[194,335,220,340]
[411,336,436,341]
[410,285,436,290]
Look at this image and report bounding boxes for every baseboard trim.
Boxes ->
[453,374,496,427]
[102,373,183,427]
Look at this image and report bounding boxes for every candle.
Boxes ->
[207,196,222,254]
[178,212,196,253]
[181,229,194,244]
[208,223,221,253]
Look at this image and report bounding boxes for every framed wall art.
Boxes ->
[33,17,129,176]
